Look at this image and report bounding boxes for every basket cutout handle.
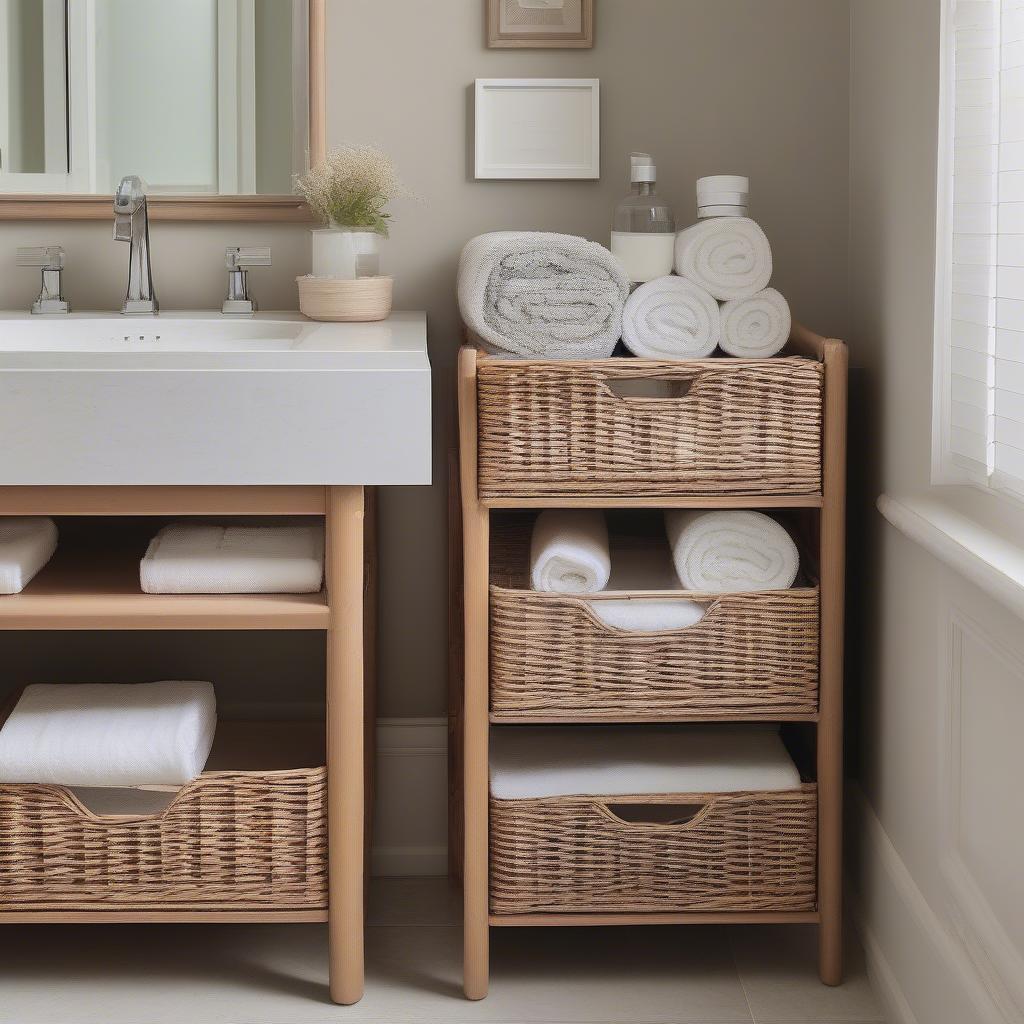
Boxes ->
[597,799,714,830]
[577,596,723,636]
[603,377,696,401]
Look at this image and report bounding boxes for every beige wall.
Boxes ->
[0,0,851,719]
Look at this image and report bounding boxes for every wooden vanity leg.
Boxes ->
[818,340,848,986]
[459,348,490,1000]
[327,485,365,1005]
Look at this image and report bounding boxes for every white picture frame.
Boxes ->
[474,78,600,180]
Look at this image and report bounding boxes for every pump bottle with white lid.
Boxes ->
[610,152,676,286]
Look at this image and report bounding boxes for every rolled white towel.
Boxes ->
[674,217,772,301]
[719,287,792,358]
[665,510,799,592]
[588,598,706,632]
[458,231,630,359]
[141,523,324,594]
[530,510,610,594]
[620,275,721,359]
[0,517,58,595]
[0,681,217,787]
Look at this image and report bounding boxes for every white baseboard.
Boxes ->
[847,784,1012,1024]
[372,717,447,876]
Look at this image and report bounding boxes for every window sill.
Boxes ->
[877,491,1024,619]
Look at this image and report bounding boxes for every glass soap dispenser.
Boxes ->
[610,152,676,286]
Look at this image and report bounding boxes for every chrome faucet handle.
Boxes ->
[17,246,70,314]
[223,246,271,315]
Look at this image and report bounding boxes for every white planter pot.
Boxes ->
[311,228,381,279]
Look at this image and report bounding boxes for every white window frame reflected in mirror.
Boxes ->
[0,0,325,220]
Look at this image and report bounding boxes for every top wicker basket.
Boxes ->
[475,354,824,498]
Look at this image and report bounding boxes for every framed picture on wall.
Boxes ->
[475,79,600,179]
[486,0,594,49]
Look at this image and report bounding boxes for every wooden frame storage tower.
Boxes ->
[0,485,374,1006]
[455,324,847,999]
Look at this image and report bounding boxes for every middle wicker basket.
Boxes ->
[489,513,820,721]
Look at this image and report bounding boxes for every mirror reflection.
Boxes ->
[0,0,307,194]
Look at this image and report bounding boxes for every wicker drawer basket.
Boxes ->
[0,762,327,911]
[489,516,820,720]
[490,785,818,915]
[476,355,824,498]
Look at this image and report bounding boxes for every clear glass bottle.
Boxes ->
[610,152,676,285]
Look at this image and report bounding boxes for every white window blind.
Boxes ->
[947,0,1024,496]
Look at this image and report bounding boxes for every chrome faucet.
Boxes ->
[113,175,158,315]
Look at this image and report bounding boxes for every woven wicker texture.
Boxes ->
[476,356,823,497]
[490,786,818,914]
[0,767,327,910]
[489,515,819,720]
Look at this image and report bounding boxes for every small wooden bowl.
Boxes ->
[297,275,393,322]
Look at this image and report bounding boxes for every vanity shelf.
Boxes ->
[0,484,374,1006]
[0,539,329,631]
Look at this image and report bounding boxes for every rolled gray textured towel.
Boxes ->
[458,231,630,359]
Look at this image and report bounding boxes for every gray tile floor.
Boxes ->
[0,878,883,1024]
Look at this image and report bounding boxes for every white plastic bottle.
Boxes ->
[610,152,676,285]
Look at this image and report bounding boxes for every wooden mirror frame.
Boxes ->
[0,0,326,222]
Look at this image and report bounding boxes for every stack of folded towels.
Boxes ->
[140,522,325,594]
[623,175,791,361]
[0,680,217,813]
[0,517,58,595]
[529,508,799,628]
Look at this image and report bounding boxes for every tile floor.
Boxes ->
[0,878,884,1024]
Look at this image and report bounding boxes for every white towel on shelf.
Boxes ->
[0,681,216,787]
[141,523,324,594]
[719,287,791,358]
[674,217,773,301]
[620,275,721,359]
[0,517,58,595]
[458,231,630,359]
[587,598,707,632]
[489,725,802,799]
[665,510,799,593]
[530,510,611,594]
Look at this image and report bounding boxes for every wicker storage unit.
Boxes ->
[489,785,818,915]
[489,516,820,721]
[0,765,328,911]
[476,355,824,499]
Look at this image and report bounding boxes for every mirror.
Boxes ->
[0,0,322,217]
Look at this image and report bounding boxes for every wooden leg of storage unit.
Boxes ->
[462,499,490,1000]
[327,485,365,1005]
[459,345,490,1000]
[818,339,848,987]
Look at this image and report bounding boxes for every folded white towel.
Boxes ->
[458,231,630,359]
[587,598,706,632]
[490,725,802,799]
[530,509,610,594]
[0,517,58,595]
[0,681,216,787]
[674,217,773,301]
[141,523,324,594]
[620,275,721,359]
[719,287,792,358]
[665,510,799,592]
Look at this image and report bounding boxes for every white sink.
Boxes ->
[0,311,432,486]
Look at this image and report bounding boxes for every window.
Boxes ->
[937,0,1024,498]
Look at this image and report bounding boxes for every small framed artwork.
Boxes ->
[474,78,600,180]
[487,0,594,49]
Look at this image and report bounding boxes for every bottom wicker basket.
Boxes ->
[490,785,817,915]
[0,764,328,911]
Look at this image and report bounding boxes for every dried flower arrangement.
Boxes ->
[295,144,406,236]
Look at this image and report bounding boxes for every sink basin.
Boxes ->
[0,311,431,486]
